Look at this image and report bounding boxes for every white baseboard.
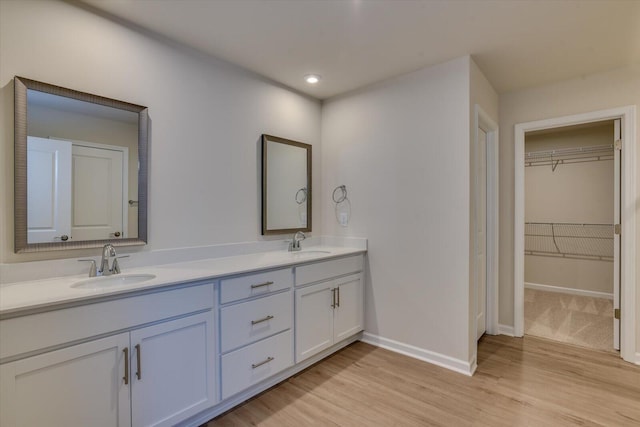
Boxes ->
[360,332,473,376]
[498,324,515,336]
[525,282,613,300]
[469,355,477,376]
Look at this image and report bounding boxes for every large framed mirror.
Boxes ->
[14,76,149,253]
[262,134,311,235]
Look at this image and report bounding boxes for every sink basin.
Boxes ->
[290,250,331,258]
[72,274,157,290]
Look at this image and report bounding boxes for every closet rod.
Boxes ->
[525,144,613,168]
[525,144,613,159]
[524,144,613,166]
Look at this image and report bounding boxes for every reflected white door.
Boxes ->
[476,128,488,340]
[71,144,125,241]
[26,136,72,243]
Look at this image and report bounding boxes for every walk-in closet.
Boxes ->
[523,120,617,351]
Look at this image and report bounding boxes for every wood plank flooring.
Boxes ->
[206,335,640,426]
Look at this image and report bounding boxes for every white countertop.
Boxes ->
[0,246,365,317]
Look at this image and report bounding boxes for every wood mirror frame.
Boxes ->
[261,134,312,235]
[14,76,149,253]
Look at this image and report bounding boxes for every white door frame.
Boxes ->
[474,105,499,337]
[514,106,637,363]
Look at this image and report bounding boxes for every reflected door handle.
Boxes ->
[54,235,69,241]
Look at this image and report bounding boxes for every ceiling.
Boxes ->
[80,0,640,100]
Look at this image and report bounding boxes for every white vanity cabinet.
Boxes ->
[0,249,367,426]
[0,283,216,427]
[295,256,364,362]
[218,268,294,400]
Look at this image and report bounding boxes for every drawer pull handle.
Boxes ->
[252,356,274,369]
[251,315,274,325]
[331,288,336,309]
[123,347,129,385]
[251,281,274,289]
[336,287,340,308]
[135,344,142,380]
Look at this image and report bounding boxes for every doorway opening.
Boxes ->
[514,106,637,363]
[473,105,499,369]
[523,120,616,351]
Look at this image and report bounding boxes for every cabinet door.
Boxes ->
[295,281,334,362]
[130,312,215,427]
[0,333,131,427]
[333,274,364,343]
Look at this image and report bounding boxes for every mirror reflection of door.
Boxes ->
[71,143,127,241]
[27,137,72,243]
[27,137,128,243]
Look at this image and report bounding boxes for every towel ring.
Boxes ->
[332,185,347,203]
[295,187,307,204]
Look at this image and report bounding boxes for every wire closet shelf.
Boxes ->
[524,144,613,171]
[524,222,614,261]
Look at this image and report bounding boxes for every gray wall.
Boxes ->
[321,56,498,367]
[0,0,322,263]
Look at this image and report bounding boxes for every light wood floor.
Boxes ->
[206,335,640,426]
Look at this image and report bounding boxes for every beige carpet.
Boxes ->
[524,288,614,351]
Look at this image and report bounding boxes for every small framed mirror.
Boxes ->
[14,76,149,253]
[262,134,312,235]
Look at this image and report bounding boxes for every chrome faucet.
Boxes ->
[100,244,117,275]
[288,231,306,252]
[78,244,128,277]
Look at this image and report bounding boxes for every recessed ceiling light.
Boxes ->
[304,74,321,84]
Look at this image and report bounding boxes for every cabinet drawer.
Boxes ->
[221,330,292,400]
[295,255,363,286]
[0,283,214,361]
[220,268,292,304]
[220,291,291,353]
